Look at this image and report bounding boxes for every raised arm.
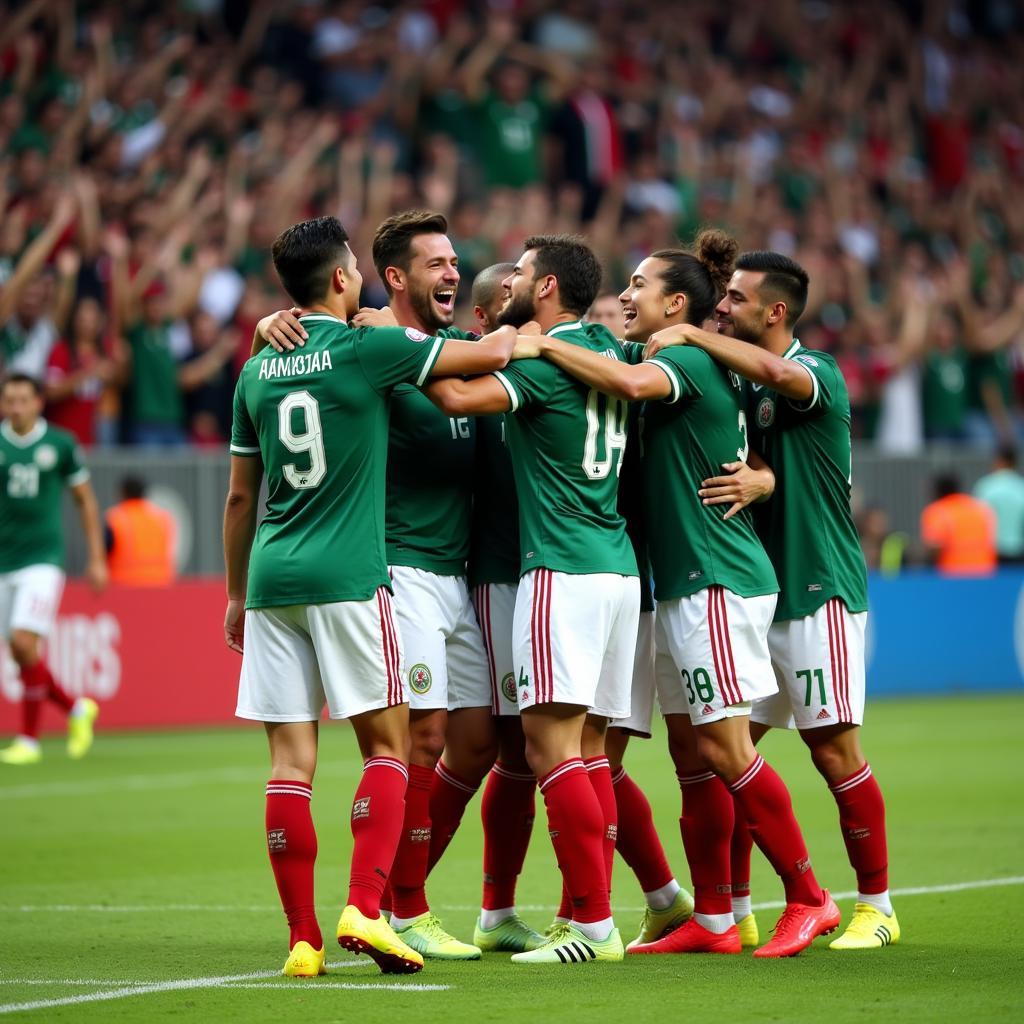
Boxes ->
[223,454,263,654]
[644,324,814,402]
[529,335,672,402]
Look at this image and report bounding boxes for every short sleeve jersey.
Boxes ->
[127,322,185,427]
[492,320,637,578]
[386,327,476,576]
[643,348,778,602]
[230,314,444,609]
[0,419,89,572]
[468,412,520,587]
[745,340,868,621]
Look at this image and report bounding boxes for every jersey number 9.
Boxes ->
[278,390,326,490]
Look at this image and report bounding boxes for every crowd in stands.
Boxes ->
[2,0,1024,451]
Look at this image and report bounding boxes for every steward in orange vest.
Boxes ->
[105,476,176,586]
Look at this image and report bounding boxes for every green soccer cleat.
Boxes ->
[474,914,546,953]
[67,698,99,759]
[0,737,42,766]
[392,913,481,960]
[511,924,624,965]
[625,888,695,949]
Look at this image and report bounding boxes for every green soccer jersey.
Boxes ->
[230,314,445,609]
[643,348,778,602]
[922,348,967,437]
[127,322,185,426]
[492,320,637,578]
[0,419,89,572]
[745,339,868,622]
[468,412,520,587]
[386,325,475,575]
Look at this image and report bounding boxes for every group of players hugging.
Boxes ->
[222,208,897,977]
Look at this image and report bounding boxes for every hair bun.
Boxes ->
[694,228,739,295]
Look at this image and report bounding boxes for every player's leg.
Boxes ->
[238,605,326,977]
[1,566,95,765]
[308,588,424,974]
[730,716,771,946]
[778,602,896,949]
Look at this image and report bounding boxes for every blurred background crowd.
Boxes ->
[1,0,1023,464]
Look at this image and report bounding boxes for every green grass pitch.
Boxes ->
[2,694,1023,1022]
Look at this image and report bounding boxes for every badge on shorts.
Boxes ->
[756,396,775,428]
[501,672,517,704]
[408,663,432,694]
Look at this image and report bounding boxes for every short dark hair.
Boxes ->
[523,235,602,316]
[2,372,42,395]
[735,251,810,328]
[471,262,515,308]
[271,216,351,307]
[934,473,961,500]
[651,228,739,325]
[372,210,449,296]
[996,444,1018,468]
[121,475,146,500]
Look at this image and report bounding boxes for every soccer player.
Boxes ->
[0,373,106,766]
[645,251,896,951]
[223,215,517,977]
[428,235,641,965]
[520,232,840,958]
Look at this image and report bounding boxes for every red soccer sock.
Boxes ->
[481,762,536,911]
[348,757,409,917]
[728,756,823,907]
[540,759,610,925]
[18,662,48,740]
[678,769,734,916]
[730,801,754,904]
[830,763,889,894]
[426,761,479,876]
[612,766,675,893]
[265,779,322,950]
[388,763,434,920]
[584,756,617,893]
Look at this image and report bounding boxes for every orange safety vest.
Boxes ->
[106,499,176,586]
[920,493,997,576]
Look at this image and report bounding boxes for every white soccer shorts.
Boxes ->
[611,609,656,737]
[513,569,640,720]
[472,582,520,716]
[236,587,405,722]
[0,564,65,639]
[389,565,491,712]
[752,598,868,731]
[655,585,779,725]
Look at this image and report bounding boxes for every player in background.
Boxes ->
[519,233,840,958]
[645,251,895,951]
[0,373,106,766]
[224,215,516,978]
[428,235,640,965]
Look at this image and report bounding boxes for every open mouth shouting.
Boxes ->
[433,286,457,316]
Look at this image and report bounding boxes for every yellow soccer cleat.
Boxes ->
[511,924,624,964]
[337,905,425,973]
[626,888,695,949]
[829,902,900,950]
[282,941,327,977]
[67,698,99,759]
[474,913,546,953]
[391,912,480,961]
[0,737,42,765]
[736,913,760,948]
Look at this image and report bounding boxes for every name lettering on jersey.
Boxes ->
[258,350,334,380]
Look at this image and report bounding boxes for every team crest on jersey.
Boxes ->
[405,327,430,343]
[33,444,58,470]
[794,354,819,368]
[408,663,432,694]
[756,396,775,428]
[501,672,517,704]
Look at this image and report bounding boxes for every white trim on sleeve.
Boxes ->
[491,371,520,412]
[648,358,681,404]
[416,337,446,386]
[65,468,91,487]
[230,444,261,455]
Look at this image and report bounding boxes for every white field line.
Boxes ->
[0,970,447,1015]
[4,875,1023,919]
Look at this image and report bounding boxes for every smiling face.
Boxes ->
[402,233,460,331]
[617,257,681,341]
[714,269,769,343]
[497,249,540,328]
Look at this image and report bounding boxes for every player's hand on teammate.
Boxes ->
[699,462,775,520]
[512,336,542,360]
[86,557,108,593]
[352,306,399,328]
[644,323,696,360]
[259,308,306,352]
[224,599,246,654]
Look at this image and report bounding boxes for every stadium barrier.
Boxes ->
[1,572,1021,735]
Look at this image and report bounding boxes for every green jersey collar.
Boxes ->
[781,339,802,360]
[547,320,583,338]
[298,313,345,324]
[1,418,47,447]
